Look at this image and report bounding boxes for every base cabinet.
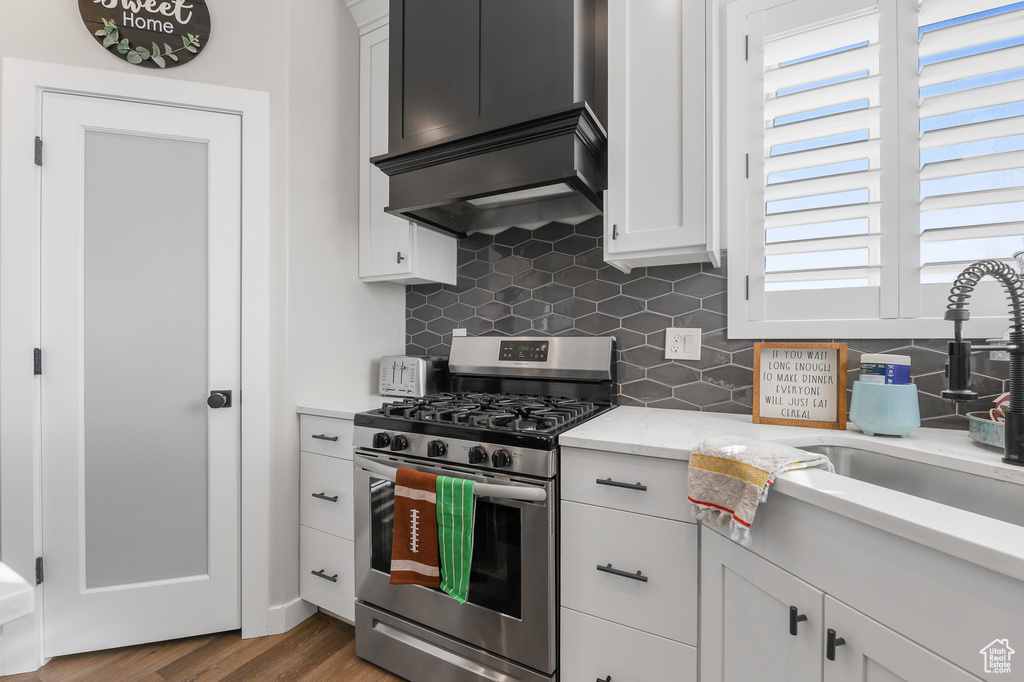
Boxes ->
[701,529,982,682]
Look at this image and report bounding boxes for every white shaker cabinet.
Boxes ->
[358,24,456,285]
[559,447,697,682]
[603,0,719,272]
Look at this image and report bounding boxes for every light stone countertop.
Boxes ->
[562,406,1024,581]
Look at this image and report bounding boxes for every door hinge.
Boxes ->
[33,348,41,375]
[34,137,42,167]
[35,556,43,585]
[745,35,749,61]
[746,275,750,301]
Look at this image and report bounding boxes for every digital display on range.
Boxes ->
[499,340,549,362]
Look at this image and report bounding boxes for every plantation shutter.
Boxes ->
[745,0,900,325]
[913,0,1024,320]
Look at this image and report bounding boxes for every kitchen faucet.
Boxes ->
[943,259,1024,466]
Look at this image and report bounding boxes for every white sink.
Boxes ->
[799,444,1024,528]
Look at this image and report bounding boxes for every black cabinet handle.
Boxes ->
[596,477,648,492]
[826,628,846,661]
[311,492,339,502]
[596,563,648,583]
[311,569,338,583]
[597,677,611,682]
[789,605,807,635]
[311,434,339,442]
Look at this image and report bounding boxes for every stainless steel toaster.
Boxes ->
[378,355,450,397]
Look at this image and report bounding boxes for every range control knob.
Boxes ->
[427,440,447,458]
[390,435,409,451]
[468,445,488,464]
[491,448,513,468]
[371,432,391,449]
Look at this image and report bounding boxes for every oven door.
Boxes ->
[353,451,556,675]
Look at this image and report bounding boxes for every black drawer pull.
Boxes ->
[311,492,339,502]
[596,477,648,492]
[596,563,648,583]
[789,606,807,635]
[311,434,339,442]
[311,569,338,583]
[826,628,846,661]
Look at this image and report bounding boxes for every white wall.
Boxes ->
[0,0,406,617]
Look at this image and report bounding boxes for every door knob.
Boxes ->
[207,390,232,408]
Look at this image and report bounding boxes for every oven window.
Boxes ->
[368,476,523,619]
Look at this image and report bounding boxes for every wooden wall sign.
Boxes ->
[79,0,210,69]
[753,342,848,430]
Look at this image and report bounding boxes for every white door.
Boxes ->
[39,92,242,656]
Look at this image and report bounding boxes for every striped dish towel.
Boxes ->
[389,468,441,587]
[436,476,476,604]
[686,435,833,546]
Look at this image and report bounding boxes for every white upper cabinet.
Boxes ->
[357,22,457,285]
[603,0,719,272]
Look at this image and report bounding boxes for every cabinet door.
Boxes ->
[604,0,719,271]
[358,25,456,284]
[701,529,822,682]
[823,597,983,682]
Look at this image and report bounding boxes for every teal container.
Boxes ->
[849,381,921,437]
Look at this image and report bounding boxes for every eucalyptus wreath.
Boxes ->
[95,18,201,67]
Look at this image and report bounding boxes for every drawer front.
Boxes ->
[561,447,690,521]
[300,451,354,539]
[300,415,353,459]
[560,500,697,644]
[560,607,697,682]
[299,525,355,620]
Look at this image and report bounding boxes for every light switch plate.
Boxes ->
[665,327,701,360]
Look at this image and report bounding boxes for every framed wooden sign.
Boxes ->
[80,0,211,69]
[753,342,847,430]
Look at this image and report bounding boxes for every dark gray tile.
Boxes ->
[464,317,494,336]
[427,289,458,309]
[534,252,575,273]
[443,303,475,322]
[476,272,512,291]
[702,329,756,353]
[411,330,443,349]
[514,299,553,318]
[460,232,493,251]
[704,401,752,416]
[410,304,442,323]
[575,248,605,270]
[971,353,1012,380]
[575,313,620,335]
[732,347,755,369]
[920,414,967,431]
[618,362,646,383]
[576,216,603,238]
[493,315,533,335]
[535,222,576,242]
[621,311,673,334]
[510,269,550,289]
[673,381,732,406]
[701,291,728,314]
[609,327,647,350]
[674,272,726,298]
[460,288,493,306]
[407,343,428,355]
[576,279,620,302]
[554,297,597,318]
[647,362,701,386]
[406,291,427,309]
[560,266,598,287]
[646,398,697,411]
[534,314,574,334]
[621,345,667,369]
[476,301,512,321]
[677,349,732,371]
[616,395,646,407]
[673,309,727,332]
[478,244,513,264]
[620,379,673,402]
[513,240,552,259]
[647,262,703,281]
[647,292,700,316]
[918,391,956,420]
[494,286,531,306]
[493,227,533,246]
[534,282,574,304]
[427,343,451,356]
[622,277,673,299]
[705,251,727,273]
[598,295,644,317]
[912,338,949,353]
[461,259,492,280]
[454,276,475,293]
[703,365,754,390]
[494,256,531,276]
[408,318,427,335]
[732,386,754,407]
[457,247,476,266]
[596,265,636,284]
[551,234,597,256]
[904,347,950,376]
[427,317,455,336]
[416,283,444,295]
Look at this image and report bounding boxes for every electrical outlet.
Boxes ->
[665,327,701,360]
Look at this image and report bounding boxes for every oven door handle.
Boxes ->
[358,457,547,502]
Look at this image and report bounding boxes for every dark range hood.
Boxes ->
[372,0,608,237]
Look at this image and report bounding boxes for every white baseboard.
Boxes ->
[265,598,317,635]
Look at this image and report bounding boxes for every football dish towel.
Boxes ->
[436,476,476,604]
[389,468,441,587]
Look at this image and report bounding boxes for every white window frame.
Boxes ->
[724,0,1018,340]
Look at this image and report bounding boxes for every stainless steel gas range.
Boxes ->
[352,335,616,682]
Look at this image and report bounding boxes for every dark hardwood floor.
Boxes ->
[1,612,406,681]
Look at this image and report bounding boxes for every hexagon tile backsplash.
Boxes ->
[405,217,1005,431]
